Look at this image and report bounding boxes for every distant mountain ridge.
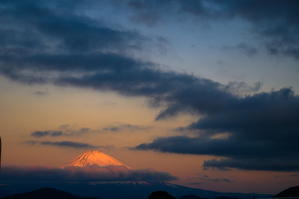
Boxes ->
[0,188,96,199]
[0,182,271,199]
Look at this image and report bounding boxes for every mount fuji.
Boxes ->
[66,150,130,169]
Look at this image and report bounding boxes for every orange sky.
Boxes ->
[1,77,299,194]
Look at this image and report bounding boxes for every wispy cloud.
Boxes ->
[25,140,98,149]
[30,124,151,138]
[198,175,232,183]
[31,128,90,138]
[31,130,64,137]
[101,124,151,132]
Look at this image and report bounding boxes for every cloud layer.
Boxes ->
[25,140,98,149]
[0,166,176,183]
[30,124,150,138]
[136,88,299,171]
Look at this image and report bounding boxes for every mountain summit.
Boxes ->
[67,150,130,169]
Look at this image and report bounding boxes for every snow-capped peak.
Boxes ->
[67,150,130,169]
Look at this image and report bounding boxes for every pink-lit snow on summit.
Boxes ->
[67,150,130,169]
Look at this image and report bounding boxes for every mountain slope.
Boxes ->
[67,150,130,169]
[274,186,299,198]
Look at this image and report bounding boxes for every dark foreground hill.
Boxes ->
[0,188,96,199]
[274,186,299,198]
[0,182,271,199]
[148,191,176,199]
[179,194,208,199]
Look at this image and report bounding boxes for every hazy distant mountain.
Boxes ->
[0,188,96,199]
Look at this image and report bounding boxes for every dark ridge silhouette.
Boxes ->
[214,197,240,199]
[148,191,176,199]
[0,183,271,199]
[274,186,299,198]
[0,187,97,199]
[179,194,208,199]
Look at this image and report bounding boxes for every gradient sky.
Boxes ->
[1,0,299,194]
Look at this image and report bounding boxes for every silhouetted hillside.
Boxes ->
[148,191,176,199]
[0,188,97,199]
[179,194,208,199]
[0,183,271,199]
[274,186,299,198]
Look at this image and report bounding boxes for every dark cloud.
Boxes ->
[0,0,148,84]
[0,0,145,53]
[136,88,299,171]
[126,0,299,60]
[203,158,299,172]
[57,69,231,122]
[0,166,176,183]
[219,0,299,60]
[102,124,150,132]
[31,130,63,137]
[26,140,98,149]
[224,81,262,96]
[137,135,299,172]
[31,128,91,137]
[1,0,299,172]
